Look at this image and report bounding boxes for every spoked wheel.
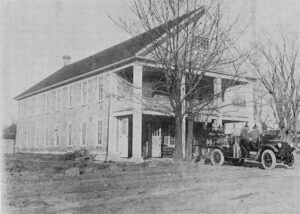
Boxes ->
[232,159,244,166]
[210,149,225,166]
[285,152,296,169]
[261,149,276,170]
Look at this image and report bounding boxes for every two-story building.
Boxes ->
[15,9,256,160]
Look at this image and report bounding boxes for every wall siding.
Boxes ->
[16,73,111,157]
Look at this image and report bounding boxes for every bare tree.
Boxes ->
[252,38,300,142]
[114,0,250,161]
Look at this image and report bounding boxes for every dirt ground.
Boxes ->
[2,153,300,214]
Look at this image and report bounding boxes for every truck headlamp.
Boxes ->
[277,142,282,148]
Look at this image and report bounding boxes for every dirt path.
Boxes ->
[2,153,300,214]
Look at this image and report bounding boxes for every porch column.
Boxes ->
[107,73,118,160]
[213,77,222,127]
[132,64,143,160]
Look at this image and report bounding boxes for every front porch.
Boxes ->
[106,63,253,160]
[110,112,249,160]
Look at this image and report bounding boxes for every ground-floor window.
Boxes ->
[97,120,102,145]
[45,127,49,147]
[26,128,30,148]
[67,124,72,146]
[55,127,60,146]
[81,122,87,146]
[35,127,39,148]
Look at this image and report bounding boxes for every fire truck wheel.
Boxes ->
[210,149,225,166]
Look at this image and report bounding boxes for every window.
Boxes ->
[23,100,26,118]
[27,127,30,148]
[55,127,60,146]
[81,122,87,146]
[24,129,27,148]
[29,98,33,116]
[193,36,209,50]
[56,89,61,111]
[122,119,128,135]
[232,96,246,107]
[18,102,21,119]
[25,99,29,117]
[40,128,44,148]
[152,122,160,136]
[42,94,46,113]
[82,80,88,105]
[97,120,102,145]
[46,93,50,113]
[67,124,72,146]
[27,100,30,117]
[28,99,31,116]
[45,127,49,147]
[35,127,39,148]
[32,97,36,115]
[98,76,104,101]
[53,91,57,112]
[36,96,40,115]
[23,129,26,148]
[68,85,73,108]
[18,128,22,147]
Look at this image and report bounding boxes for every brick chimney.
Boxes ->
[62,55,71,66]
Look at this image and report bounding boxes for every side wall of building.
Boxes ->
[16,72,113,157]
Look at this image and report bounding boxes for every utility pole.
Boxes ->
[250,0,257,43]
[250,0,259,126]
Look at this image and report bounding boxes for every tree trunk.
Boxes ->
[174,115,183,161]
[184,115,194,162]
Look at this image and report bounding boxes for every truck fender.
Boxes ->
[262,145,278,153]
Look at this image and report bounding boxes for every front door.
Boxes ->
[151,122,162,157]
[118,117,129,157]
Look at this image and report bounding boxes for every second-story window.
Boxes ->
[193,36,209,50]
[98,76,103,101]
[57,89,61,111]
[68,85,73,108]
[25,99,28,117]
[232,96,246,107]
[82,81,88,105]
[42,94,46,113]
[46,93,50,113]
[36,95,40,115]
[28,98,32,117]
[31,97,37,116]
[18,102,21,119]
[53,91,56,112]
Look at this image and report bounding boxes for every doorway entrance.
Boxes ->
[151,122,162,157]
[117,116,132,158]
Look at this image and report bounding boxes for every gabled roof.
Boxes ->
[15,8,202,100]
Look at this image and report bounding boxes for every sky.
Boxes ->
[1,0,300,126]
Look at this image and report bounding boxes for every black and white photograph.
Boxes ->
[1,0,300,213]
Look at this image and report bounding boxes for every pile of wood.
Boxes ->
[61,149,96,161]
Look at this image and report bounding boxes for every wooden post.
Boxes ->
[132,64,143,160]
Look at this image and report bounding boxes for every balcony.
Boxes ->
[142,95,172,114]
